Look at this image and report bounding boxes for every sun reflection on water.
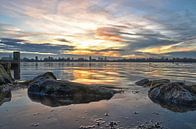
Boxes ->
[70,69,121,85]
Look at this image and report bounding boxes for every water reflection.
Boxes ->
[28,92,114,107]
[71,69,120,85]
[20,62,196,84]
[149,95,196,112]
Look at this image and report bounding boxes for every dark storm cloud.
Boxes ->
[164,51,196,58]
[76,48,124,52]
[56,38,71,43]
[124,38,177,51]
[0,38,74,54]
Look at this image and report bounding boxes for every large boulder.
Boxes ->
[28,72,56,85]
[0,84,11,106]
[136,78,196,112]
[0,64,14,85]
[0,64,12,105]
[28,72,119,107]
[148,82,196,112]
[135,78,170,88]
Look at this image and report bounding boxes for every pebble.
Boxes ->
[152,112,160,115]
[50,109,55,112]
[133,111,139,114]
[31,123,39,127]
[132,90,139,94]
[79,125,95,129]
[33,113,40,116]
[104,113,109,116]
[137,121,163,129]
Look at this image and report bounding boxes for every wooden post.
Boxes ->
[13,52,20,80]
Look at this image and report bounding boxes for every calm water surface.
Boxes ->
[0,62,196,129]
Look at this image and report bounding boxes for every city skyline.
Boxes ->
[1,52,196,63]
[0,0,196,58]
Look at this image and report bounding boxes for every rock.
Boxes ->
[29,72,56,85]
[135,78,170,88]
[79,125,95,129]
[149,79,170,88]
[148,82,196,112]
[135,79,150,86]
[186,84,196,94]
[104,113,109,116]
[0,84,11,106]
[137,121,163,129]
[28,72,119,107]
[31,123,39,127]
[133,111,139,114]
[0,64,13,85]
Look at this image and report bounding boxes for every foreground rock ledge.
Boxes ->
[135,78,196,112]
[28,72,119,107]
[0,64,13,105]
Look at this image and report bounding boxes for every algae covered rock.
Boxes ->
[135,78,170,88]
[148,82,196,105]
[148,82,196,112]
[29,72,56,85]
[28,72,119,107]
[136,78,196,112]
[0,64,14,85]
[0,84,11,106]
[0,64,12,105]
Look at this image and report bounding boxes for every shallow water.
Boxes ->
[0,62,196,129]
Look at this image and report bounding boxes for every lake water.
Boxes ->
[0,62,196,129]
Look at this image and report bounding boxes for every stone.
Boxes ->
[135,79,150,86]
[0,65,12,105]
[29,72,56,85]
[0,64,13,85]
[149,79,170,88]
[0,84,11,106]
[135,78,170,88]
[28,72,119,107]
[148,82,196,112]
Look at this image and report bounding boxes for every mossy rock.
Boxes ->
[0,64,14,86]
[135,78,170,88]
[0,85,11,106]
[28,72,119,107]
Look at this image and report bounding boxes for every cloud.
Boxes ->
[56,38,71,43]
[95,27,123,42]
[0,0,196,58]
[0,38,74,55]
[164,51,196,58]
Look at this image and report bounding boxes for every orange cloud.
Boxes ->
[64,49,120,57]
[95,27,123,42]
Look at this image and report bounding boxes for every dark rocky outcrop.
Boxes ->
[0,65,12,106]
[28,72,57,86]
[0,84,11,106]
[28,72,119,107]
[149,82,196,105]
[136,78,196,112]
[0,64,14,85]
[135,78,170,88]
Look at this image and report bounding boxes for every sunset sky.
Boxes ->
[0,0,196,58]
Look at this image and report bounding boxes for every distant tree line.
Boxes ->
[20,56,196,63]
